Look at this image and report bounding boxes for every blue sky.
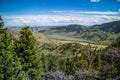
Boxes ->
[0,0,120,26]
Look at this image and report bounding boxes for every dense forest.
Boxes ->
[0,16,120,80]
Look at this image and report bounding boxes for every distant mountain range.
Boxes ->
[92,20,120,33]
[7,20,120,45]
[35,20,120,45]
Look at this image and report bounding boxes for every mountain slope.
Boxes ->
[94,20,120,33]
[35,20,120,44]
[49,24,89,33]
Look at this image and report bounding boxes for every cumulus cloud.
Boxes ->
[3,11,120,26]
[90,0,100,2]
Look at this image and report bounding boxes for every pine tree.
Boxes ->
[14,26,42,80]
[0,28,23,80]
[0,16,4,28]
[0,16,29,80]
[0,16,4,36]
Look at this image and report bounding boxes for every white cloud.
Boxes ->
[77,11,118,15]
[52,10,119,15]
[90,0,100,2]
[3,11,120,26]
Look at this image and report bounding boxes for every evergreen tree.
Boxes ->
[0,16,4,36]
[0,28,24,80]
[0,16,21,80]
[14,26,42,80]
[0,16,4,28]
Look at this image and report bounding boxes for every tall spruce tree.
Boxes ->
[0,16,4,35]
[0,29,16,80]
[0,16,24,80]
[14,26,42,80]
[0,16,4,28]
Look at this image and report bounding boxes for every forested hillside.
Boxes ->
[97,20,120,33]
[0,16,120,80]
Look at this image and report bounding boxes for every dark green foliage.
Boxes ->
[0,16,4,28]
[111,36,120,48]
[14,26,42,80]
[0,28,23,80]
[39,41,120,79]
[98,20,120,33]
[99,47,120,79]
[0,17,17,80]
[0,16,4,35]
[40,43,96,75]
[0,17,42,79]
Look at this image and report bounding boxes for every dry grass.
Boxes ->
[34,32,107,49]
